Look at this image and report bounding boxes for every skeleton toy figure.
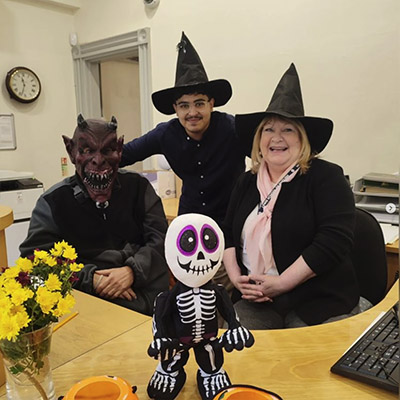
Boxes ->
[147,214,254,400]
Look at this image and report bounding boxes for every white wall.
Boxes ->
[1,0,399,189]
[75,0,400,183]
[0,0,77,189]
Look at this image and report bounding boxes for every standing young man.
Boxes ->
[120,32,245,227]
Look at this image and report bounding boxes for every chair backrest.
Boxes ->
[351,208,388,305]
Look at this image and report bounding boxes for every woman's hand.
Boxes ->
[223,247,273,303]
[246,274,287,300]
[235,275,273,303]
[247,256,317,301]
[234,275,262,298]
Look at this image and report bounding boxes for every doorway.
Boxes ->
[100,59,142,172]
[71,28,153,170]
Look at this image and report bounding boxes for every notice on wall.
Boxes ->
[0,114,16,150]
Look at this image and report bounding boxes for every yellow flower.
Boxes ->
[15,257,33,273]
[45,256,57,267]
[45,274,62,291]
[0,296,12,312]
[50,241,66,257]
[10,287,32,306]
[0,315,20,341]
[2,267,20,279]
[63,246,77,261]
[14,310,31,330]
[70,262,84,272]
[0,241,79,341]
[10,305,31,330]
[3,279,22,295]
[24,288,34,299]
[33,250,49,265]
[10,304,25,314]
[36,287,61,314]
[53,294,75,318]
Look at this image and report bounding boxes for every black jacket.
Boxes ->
[20,170,169,316]
[120,112,245,225]
[223,158,359,325]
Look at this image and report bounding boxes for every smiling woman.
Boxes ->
[223,63,361,330]
[257,117,303,182]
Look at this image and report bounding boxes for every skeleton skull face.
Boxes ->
[166,213,224,288]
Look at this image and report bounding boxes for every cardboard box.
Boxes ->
[140,170,176,199]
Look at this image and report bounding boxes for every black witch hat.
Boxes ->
[236,63,333,156]
[151,32,232,115]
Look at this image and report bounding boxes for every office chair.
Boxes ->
[351,208,388,306]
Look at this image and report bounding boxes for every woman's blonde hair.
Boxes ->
[250,115,317,174]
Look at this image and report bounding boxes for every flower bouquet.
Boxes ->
[0,241,83,400]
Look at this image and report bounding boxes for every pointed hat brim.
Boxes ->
[236,63,333,156]
[152,79,232,115]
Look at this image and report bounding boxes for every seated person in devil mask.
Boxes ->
[20,115,169,316]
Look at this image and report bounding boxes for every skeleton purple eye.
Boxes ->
[177,225,198,256]
[201,224,219,253]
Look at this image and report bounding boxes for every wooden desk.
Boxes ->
[0,290,150,397]
[50,290,151,369]
[47,283,398,399]
[0,205,13,268]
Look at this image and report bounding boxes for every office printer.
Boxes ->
[353,172,399,225]
[0,170,44,265]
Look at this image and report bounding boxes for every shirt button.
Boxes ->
[200,191,204,195]
[198,161,202,165]
[186,136,190,140]
[202,202,206,206]
[197,143,201,147]
[200,175,204,179]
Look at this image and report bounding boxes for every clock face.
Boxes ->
[5,67,41,103]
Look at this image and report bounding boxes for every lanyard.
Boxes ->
[257,164,300,214]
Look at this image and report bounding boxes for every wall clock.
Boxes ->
[5,66,41,103]
[143,0,160,8]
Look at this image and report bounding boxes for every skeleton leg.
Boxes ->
[196,367,231,400]
[194,341,231,400]
[194,339,223,373]
[147,350,189,400]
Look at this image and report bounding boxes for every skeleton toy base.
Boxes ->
[147,214,254,400]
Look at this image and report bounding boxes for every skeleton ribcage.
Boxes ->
[176,288,216,342]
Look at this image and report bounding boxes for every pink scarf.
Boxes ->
[244,162,299,275]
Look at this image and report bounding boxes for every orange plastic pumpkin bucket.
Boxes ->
[213,384,283,400]
[61,375,139,400]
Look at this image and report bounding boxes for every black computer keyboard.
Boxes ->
[331,303,399,392]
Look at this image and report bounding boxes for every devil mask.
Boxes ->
[165,213,224,288]
[62,115,123,204]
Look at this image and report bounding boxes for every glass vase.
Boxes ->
[0,324,55,400]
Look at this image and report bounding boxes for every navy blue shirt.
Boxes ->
[120,111,245,225]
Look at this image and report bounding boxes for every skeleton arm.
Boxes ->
[215,284,255,352]
[147,290,185,361]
